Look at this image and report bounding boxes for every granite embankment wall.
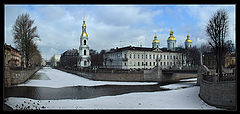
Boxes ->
[197,65,236,110]
[57,67,197,82]
[4,67,41,87]
[199,80,236,110]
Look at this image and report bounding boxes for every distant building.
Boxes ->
[4,43,22,67]
[51,54,61,67]
[224,52,236,68]
[202,52,216,69]
[41,58,46,66]
[60,49,79,68]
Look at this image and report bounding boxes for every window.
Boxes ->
[170,55,172,59]
[149,55,151,59]
[142,62,144,66]
[125,63,127,66]
[146,62,148,66]
[164,62,165,66]
[134,54,135,59]
[150,62,151,66]
[84,50,86,55]
[160,62,162,66]
[84,61,87,65]
[138,54,140,59]
[124,54,127,58]
[164,55,165,60]
[146,54,148,59]
[130,54,132,59]
[167,55,169,60]
[84,40,86,45]
[153,54,155,59]
[153,62,155,66]
[138,62,140,66]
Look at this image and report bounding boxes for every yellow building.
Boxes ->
[224,52,236,68]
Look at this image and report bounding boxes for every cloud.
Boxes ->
[4,5,235,60]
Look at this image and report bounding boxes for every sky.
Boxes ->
[4,5,236,60]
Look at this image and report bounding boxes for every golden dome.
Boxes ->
[185,34,191,42]
[185,38,192,43]
[82,32,88,37]
[168,36,176,40]
[154,35,157,38]
[152,39,159,43]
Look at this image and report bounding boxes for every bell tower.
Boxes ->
[78,16,91,68]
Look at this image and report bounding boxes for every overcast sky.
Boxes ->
[4,5,235,60]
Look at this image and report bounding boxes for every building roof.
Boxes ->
[106,46,182,54]
[4,44,20,53]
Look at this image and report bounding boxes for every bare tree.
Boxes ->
[205,9,229,78]
[12,13,40,68]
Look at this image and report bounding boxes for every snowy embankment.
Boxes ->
[5,67,220,110]
[16,67,157,88]
[5,86,219,110]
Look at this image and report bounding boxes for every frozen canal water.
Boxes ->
[4,67,220,110]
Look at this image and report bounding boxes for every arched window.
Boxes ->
[84,40,86,45]
[84,50,86,55]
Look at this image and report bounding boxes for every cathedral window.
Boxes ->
[84,50,86,55]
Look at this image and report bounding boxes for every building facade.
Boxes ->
[4,44,22,67]
[103,46,184,69]
[60,49,79,68]
[77,17,91,68]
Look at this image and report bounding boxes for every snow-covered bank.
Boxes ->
[4,86,220,110]
[16,67,157,88]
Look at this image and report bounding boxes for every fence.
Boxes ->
[202,72,235,82]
